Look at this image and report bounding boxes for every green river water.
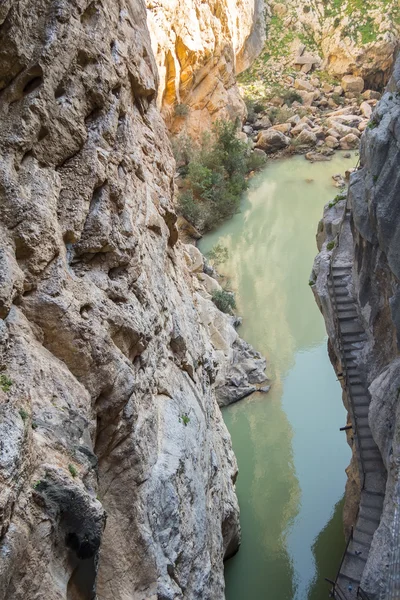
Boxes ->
[199,153,355,600]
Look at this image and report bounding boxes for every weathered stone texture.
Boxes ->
[312,54,400,598]
[146,0,265,137]
[0,1,244,598]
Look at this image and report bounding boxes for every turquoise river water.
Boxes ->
[199,153,355,600]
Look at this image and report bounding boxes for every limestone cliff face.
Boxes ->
[245,0,399,92]
[146,0,265,137]
[312,55,400,597]
[0,1,248,598]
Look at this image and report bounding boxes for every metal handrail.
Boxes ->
[325,528,355,599]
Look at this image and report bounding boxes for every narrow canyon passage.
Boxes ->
[199,154,356,600]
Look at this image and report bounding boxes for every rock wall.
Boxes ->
[0,1,268,598]
[242,0,399,96]
[311,54,400,598]
[146,0,265,137]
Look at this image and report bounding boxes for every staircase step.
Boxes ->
[359,503,382,524]
[359,437,378,450]
[364,459,385,473]
[350,384,367,396]
[354,405,369,417]
[336,297,354,305]
[340,553,365,582]
[357,515,380,536]
[338,313,359,321]
[364,472,387,495]
[356,417,369,428]
[353,398,370,409]
[340,321,365,334]
[353,528,373,548]
[360,491,384,510]
[337,574,358,599]
[363,448,382,461]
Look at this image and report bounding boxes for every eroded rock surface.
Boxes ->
[0,1,267,598]
[146,0,265,137]
[311,55,400,598]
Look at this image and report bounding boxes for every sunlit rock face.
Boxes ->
[0,1,242,598]
[146,0,265,137]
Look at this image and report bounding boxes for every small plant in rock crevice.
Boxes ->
[179,413,190,426]
[327,241,335,251]
[68,464,78,478]
[0,374,13,392]
[19,408,29,422]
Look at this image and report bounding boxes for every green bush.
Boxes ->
[247,151,267,171]
[207,243,229,266]
[176,119,251,231]
[212,289,236,314]
[174,103,189,117]
[327,241,335,251]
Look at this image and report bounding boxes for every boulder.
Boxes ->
[255,129,290,153]
[326,128,341,139]
[362,89,381,100]
[296,90,315,106]
[271,123,291,135]
[360,101,372,119]
[341,75,364,94]
[294,78,315,92]
[322,83,334,94]
[325,136,340,149]
[358,120,369,132]
[340,133,359,150]
[243,125,253,135]
[296,129,317,146]
[305,152,331,162]
[333,85,344,96]
[253,115,272,130]
[291,122,311,136]
[327,119,361,138]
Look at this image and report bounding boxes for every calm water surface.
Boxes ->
[199,153,355,600]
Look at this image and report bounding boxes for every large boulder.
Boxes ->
[340,133,360,149]
[296,129,317,146]
[255,129,290,153]
[253,115,272,130]
[341,75,364,94]
[360,101,373,119]
[294,78,315,92]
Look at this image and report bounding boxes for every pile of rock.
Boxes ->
[243,73,381,161]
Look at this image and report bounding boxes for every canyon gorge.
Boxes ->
[0,0,399,600]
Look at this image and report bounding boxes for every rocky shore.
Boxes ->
[241,71,381,163]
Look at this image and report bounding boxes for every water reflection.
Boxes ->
[199,153,354,599]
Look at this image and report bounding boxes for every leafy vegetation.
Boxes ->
[179,413,191,426]
[68,464,78,478]
[211,289,236,314]
[327,241,335,251]
[174,103,189,117]
[19,408,29,422]
[175,119,262,231]
[0,374,12,392]
[206,244,229,267]
[328,193,347,208]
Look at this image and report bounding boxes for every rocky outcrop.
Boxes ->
[0,1,269,598]
[311,55,400,598]
[241,0,399,102]
[146,0,265,137]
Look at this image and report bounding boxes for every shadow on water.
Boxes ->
[200,153,355,600]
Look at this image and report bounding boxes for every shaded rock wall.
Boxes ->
[312,54,400,598]
[0,1,249,598]
[146,0,265,137]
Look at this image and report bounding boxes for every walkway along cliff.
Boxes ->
[311,53,400,600]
